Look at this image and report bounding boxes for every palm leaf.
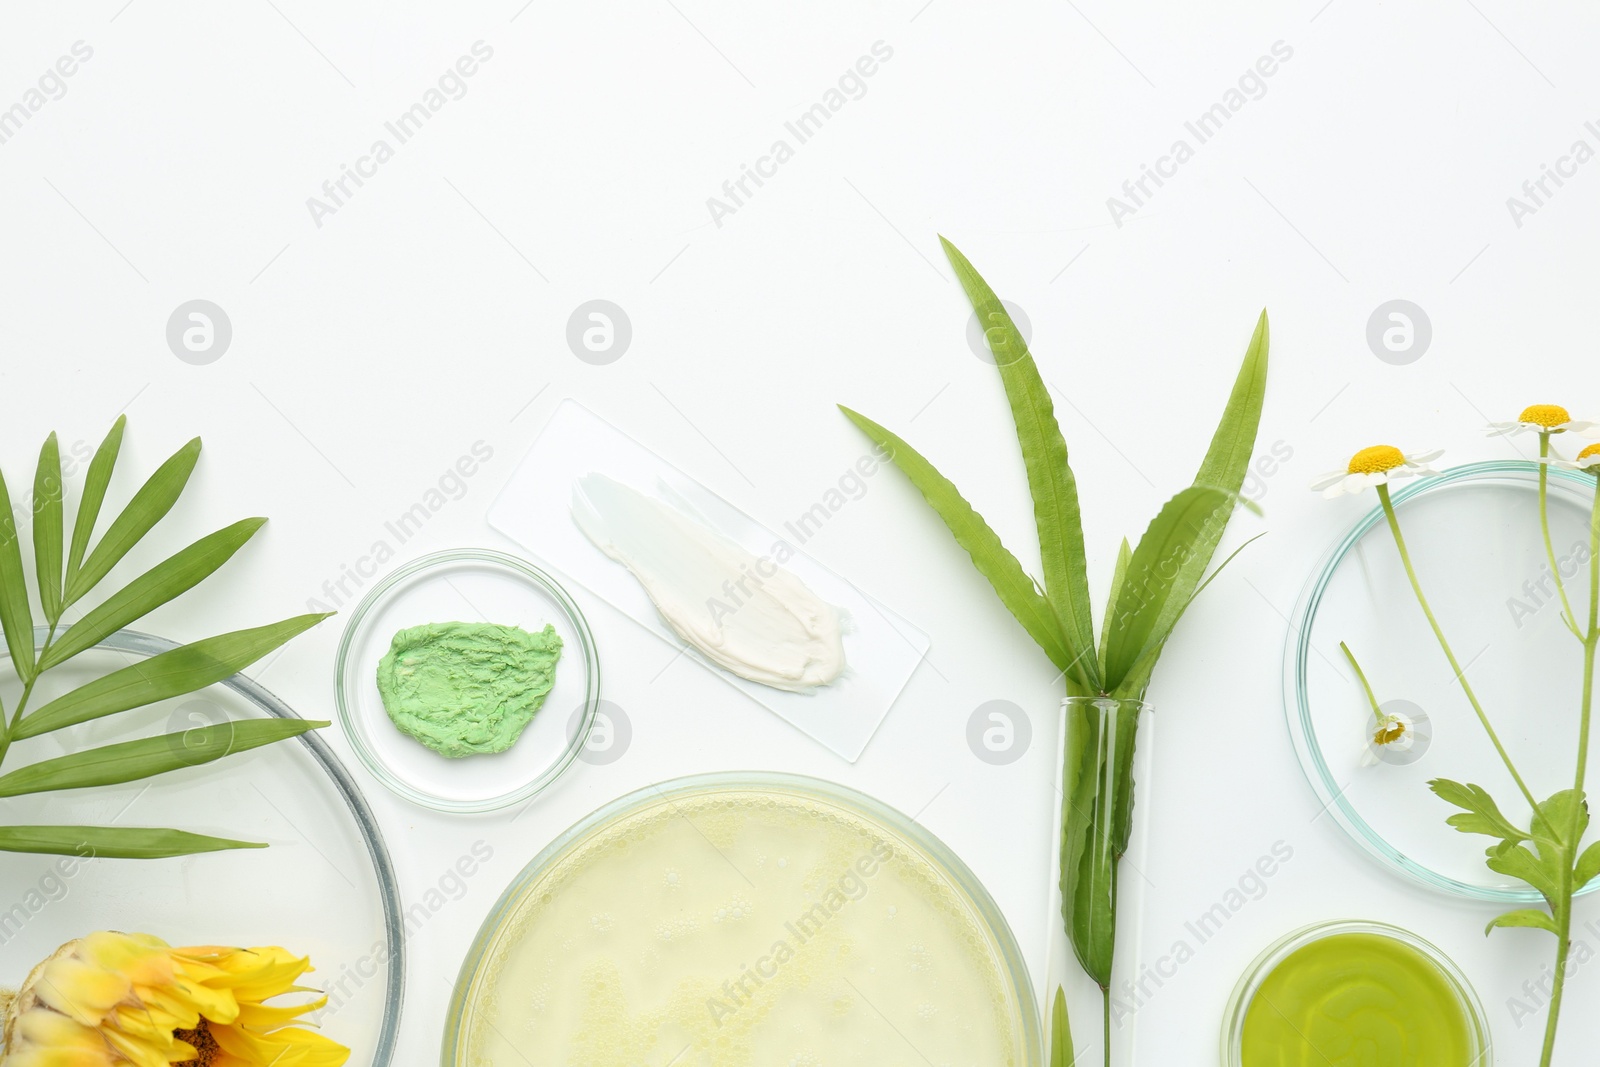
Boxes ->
[34,433,65,626]
[39,518,269,672]
[0,469,36,682]
[0,824,264,858]
[0,718,324,798]
[66,416,126,585]
[17,614,329,740]
[64,436,201,605]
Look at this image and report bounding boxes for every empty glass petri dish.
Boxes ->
[335,549,599,813]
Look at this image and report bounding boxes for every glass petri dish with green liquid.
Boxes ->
[1221,920,1491,1066]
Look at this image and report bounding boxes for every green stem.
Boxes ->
[1543,478,1600,1067]
[1539,434,1582,639]
[0,625,58,769]
[1377,484,1541,814]
[1101,986,1111,1067]
[1339,641,1384,719]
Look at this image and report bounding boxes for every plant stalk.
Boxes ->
[1539,434,1582,639]
[1377,484,1540,813]
[0,625,57,768]
[1540,477,1600,1067]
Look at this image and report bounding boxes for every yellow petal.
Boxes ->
[14,1009,106,1050]
[98,1027,176,1067]
[234,993,328,1029]
[34,958,132,1026]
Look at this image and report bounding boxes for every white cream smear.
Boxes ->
[460,789,1023,1067]
[572,473,846,692]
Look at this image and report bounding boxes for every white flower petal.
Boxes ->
[1485,422,1525,437]
[1309,470,1348,491]
[1408,449,1445,463]
[1564,421,1598,434]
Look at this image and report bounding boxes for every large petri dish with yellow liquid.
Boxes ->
[443,773,1042,1066]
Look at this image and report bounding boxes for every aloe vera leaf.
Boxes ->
[839,405,1072,671]
[1051,985,1075,1066]
[1109,530,1265,701]
[1098,539,1132,677]
[1190,311,1270,517]
[941,238,1099,692]
[1102,486,1250,692]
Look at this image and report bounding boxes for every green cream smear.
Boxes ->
[1241,932,1474,1065]
[376,622,562,758]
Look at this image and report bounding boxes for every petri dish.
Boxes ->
[1286,461,1598,900]
[335,549,599,813]
[1221,920,1491,1066]
[0,628,404,1067]
[442,772,1043,1067]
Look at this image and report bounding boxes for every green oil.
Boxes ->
[1241,932,1474,1065]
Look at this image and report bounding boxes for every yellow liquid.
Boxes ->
[1241,932,1475,1065]
[459,788,1023,1066]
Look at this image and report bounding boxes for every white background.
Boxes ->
[3,1,1598,1062]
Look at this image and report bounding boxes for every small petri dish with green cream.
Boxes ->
[1222,920,1491,1066]
[335,549,600,813]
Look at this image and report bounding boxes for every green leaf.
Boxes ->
[0,825,264,859]
[16,614,329,740]
[1060,699,1141,987]
[1102,485,1251,694]
[839,405,1073,673]
[1575,840,1600,889]
[1098,539,1132,676]
[34,432,65,626]
[65,436,201,606]
[66,416,127,585]
[941,238,1099,692]
[1486,909,1559,936]
[1109,530,1265,700]
[1429,779,1531,843]
[1486,840,1562,906]
[1050,986,1075,1067]
[0,717,324,798]
[1188,310,1270,542]
[38,518,269,673]
[1532,788,1588,850]
[0,468,37,682]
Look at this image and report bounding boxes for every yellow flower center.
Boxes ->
[1347,445,1406,476]
[1580,444,1600,461]
[1520,404,1571,429]
[1374,719,1407,746]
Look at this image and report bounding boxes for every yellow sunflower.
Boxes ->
[0,931,348,1067]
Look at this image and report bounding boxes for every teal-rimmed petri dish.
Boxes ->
[442,773,1043,1066]
[335,549,599,813]
[1286,460,1598,901]
[1221,920,1491,1066]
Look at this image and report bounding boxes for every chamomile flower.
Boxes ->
[1554,443,1600,475]
[1310,445,1444,499]
[1486,404,1596,437]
